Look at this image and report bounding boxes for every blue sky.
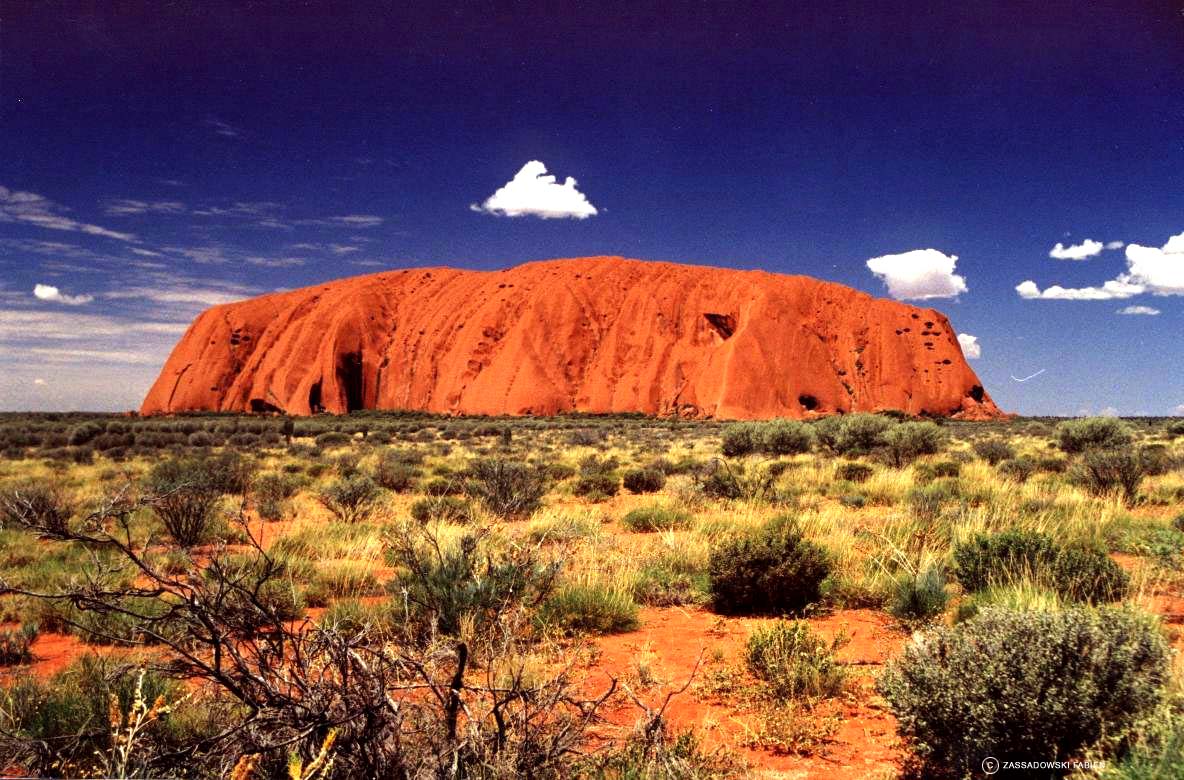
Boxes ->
[1,1,1181,415]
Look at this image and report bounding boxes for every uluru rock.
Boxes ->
[140,257,1002,420]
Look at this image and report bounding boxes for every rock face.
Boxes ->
[141,257,1002,420]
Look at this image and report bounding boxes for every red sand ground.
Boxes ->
[9,554,1181,778]
[141,257,1001,421]
[586,607,905,779]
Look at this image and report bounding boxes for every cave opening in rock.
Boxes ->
[703,312,736,339]
[337,351,365,412]
[798,394,819,411]
[969,384,985,403]
[308,381,323,413]
[249,398,282,414]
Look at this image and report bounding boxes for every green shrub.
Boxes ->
[621,505,691,532]
[953,529,1056,592]
[997,457,1036,482]
[880,421,946,468]
[720,423,761,457]
[835,413,895,455]
[745,620,846,701]
[374,452,420,492]
[573,471,620,500]
[317,474,382,523]
[760,420,815,456]
[878,607,1170,779]
[537,584,639,635]
[314,430,353,449]
[66,421,104,446]
[812,415,845,453]
[409,495,472,524]
[972,437,1015,465]
[621,467,666,494]
[1075,450,1147,504]
[1050,546,1130,603]
[835,461,873,483]
[1057,416,1134,453]
[708,516,830,615]
[465,458,549,518]
[953,530,1129,603]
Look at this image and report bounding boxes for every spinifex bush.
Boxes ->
[536,583,640,635]
[317,474,383,523]
[1056,416,1134,453]
[953,530,1128,604]
[621,504,691,532]
[410,495,472,524]
[878,607,1170,780]
[143,457,227,547]
[890,563,949,623]
[0,623,38,665]
[744,620,846,701]
[464,458,548,518]
[388,528,558,640]
[834,461,874,483]
[708,516,830,615]
[0,481,74,536]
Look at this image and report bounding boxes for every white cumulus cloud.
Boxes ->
[1019,230,1183,302]
[865,249,967,300]
[957,333,981,359]
[1014,278,1144,300]
[1106,241,1125,250]
[1117,305,1160,316]
[1050,239,1103,260]
[471,160,598,219]
[1124,232,1184,296]
[33,283,94,306]
[1173,404,1184,416]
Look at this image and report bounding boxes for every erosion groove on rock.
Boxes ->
[141,257,1003,419]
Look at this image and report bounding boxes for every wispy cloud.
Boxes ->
[204,117,241,138]
[1117,305,1160,316]
[866,248,968,300]
[472,161,598,219]
[0,184,137,242]
[104,199,187,216]
[246,256,306,268]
